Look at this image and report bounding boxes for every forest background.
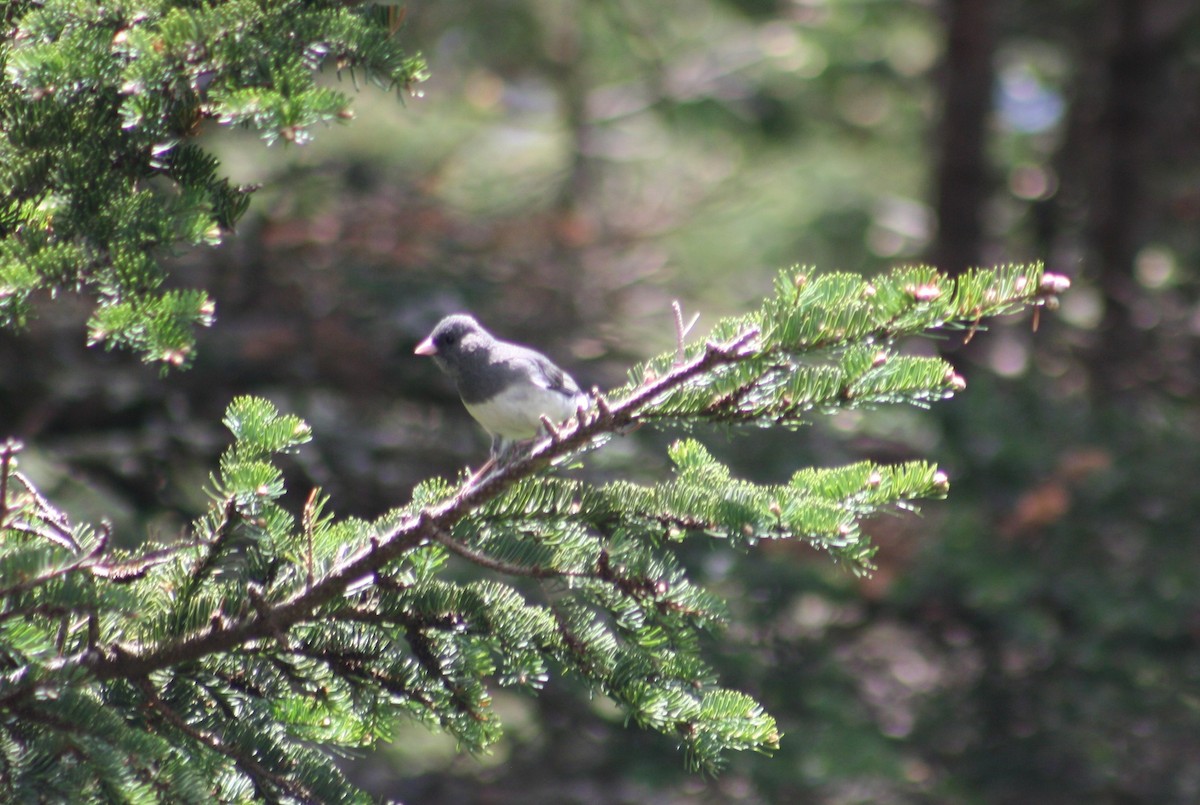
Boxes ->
[2,1,1198,803]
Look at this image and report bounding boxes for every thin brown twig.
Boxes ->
[0,528,109,600]
[538,414,561,440]
[89,538,197,581]
[6,470,79,551]
[431,527,585,580]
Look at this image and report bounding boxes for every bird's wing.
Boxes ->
[526,353,581,396]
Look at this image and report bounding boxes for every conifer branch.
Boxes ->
[72,265,1066,685]
[70,326,763,680]
[0,550,102,602]
[136,677,317,802]
[1,463,80,551]
[87,540,196,582]
[2,264,1067,794]
[433,527,582,579]
[0,602,82,625]
[0,1,427,366]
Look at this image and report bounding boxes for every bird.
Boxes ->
[414,314,588,459]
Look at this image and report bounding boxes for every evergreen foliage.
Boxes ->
[0,263,1066,801]
[0,1,425,367]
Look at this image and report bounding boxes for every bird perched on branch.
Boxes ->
[415,314,588,459]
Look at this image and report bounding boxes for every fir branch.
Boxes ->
[0,602,83,626]
[68,326,763,681]
[87,540,196,582]
[272,640,432,709]
[0,535,105,601]
[188,497,241,584]
[70,264,1065,685]
[0,1,427,366]
[135,677,316,803]
[433,526,584,580]
[2,467,80,552]
[0,263,1067,793]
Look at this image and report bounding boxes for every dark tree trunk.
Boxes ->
[1060,0,1194,392]
[930,0,998,277]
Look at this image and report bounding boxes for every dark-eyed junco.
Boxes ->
[415,314,588,457]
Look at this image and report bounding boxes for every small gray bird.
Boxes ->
[415,314,588,457]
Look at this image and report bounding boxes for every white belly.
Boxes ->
[464,384,580,441]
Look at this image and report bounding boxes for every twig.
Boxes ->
[432,527,583,580]
[89,539,196,581]
[539,414,562,440]
[0,527,109,600]
[464,456,498,487]
[0,438,20,527]
[6,470,79,551]
[671,301,700,365]
[249,586,290,648]
[591,386,612,421]
[0,602,87,626]
[302,488,319,588]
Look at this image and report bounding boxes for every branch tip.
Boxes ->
[1038,272,1071,296]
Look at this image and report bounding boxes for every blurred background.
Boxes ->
[3,0,1200,802]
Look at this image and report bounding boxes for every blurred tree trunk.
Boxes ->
[1068,0,1188,392]
[930,0,997,277]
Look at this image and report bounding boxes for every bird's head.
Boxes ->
[414,314,489,373]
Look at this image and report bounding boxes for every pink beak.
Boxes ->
[414,335,437,356]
